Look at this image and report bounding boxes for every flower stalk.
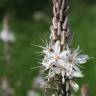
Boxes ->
[50,0,71,95]
[0,14,15,65]
[40,0,89,96]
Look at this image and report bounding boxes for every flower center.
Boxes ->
[53,54,61,60]
[68,56,75,64]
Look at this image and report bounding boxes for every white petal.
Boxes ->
[41,61,51,71]
[57,59,66,68]
[60,50,70,60]
[72,71,83,78]
[54,41,60,54]
[76,55,89,64]
[73,65,81,72]
[65,65,73,77]
[65,64,73,72]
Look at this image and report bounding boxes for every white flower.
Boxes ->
[41,40,89,79]
[61,46,89,78]
[0,30,15,43]
[42,41,65,69]
[40,40,89,94]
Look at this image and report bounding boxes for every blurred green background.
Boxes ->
[0,0,96,96]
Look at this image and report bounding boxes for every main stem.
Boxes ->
[3,15,12,65]
[50,0,72,96]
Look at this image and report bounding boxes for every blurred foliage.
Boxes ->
[0,0,95,19]
[81,0,96,4]
[0,0,50,19]
[0,0,95,96]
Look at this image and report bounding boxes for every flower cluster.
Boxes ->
[41,40,89,92]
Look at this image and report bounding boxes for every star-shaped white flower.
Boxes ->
[41,40,89,79]
[41,41,62,70]
[60,46,89,78]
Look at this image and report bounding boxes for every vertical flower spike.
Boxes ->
[50,0,72,47]
[0,14,15,65]
[40,0,89,96]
